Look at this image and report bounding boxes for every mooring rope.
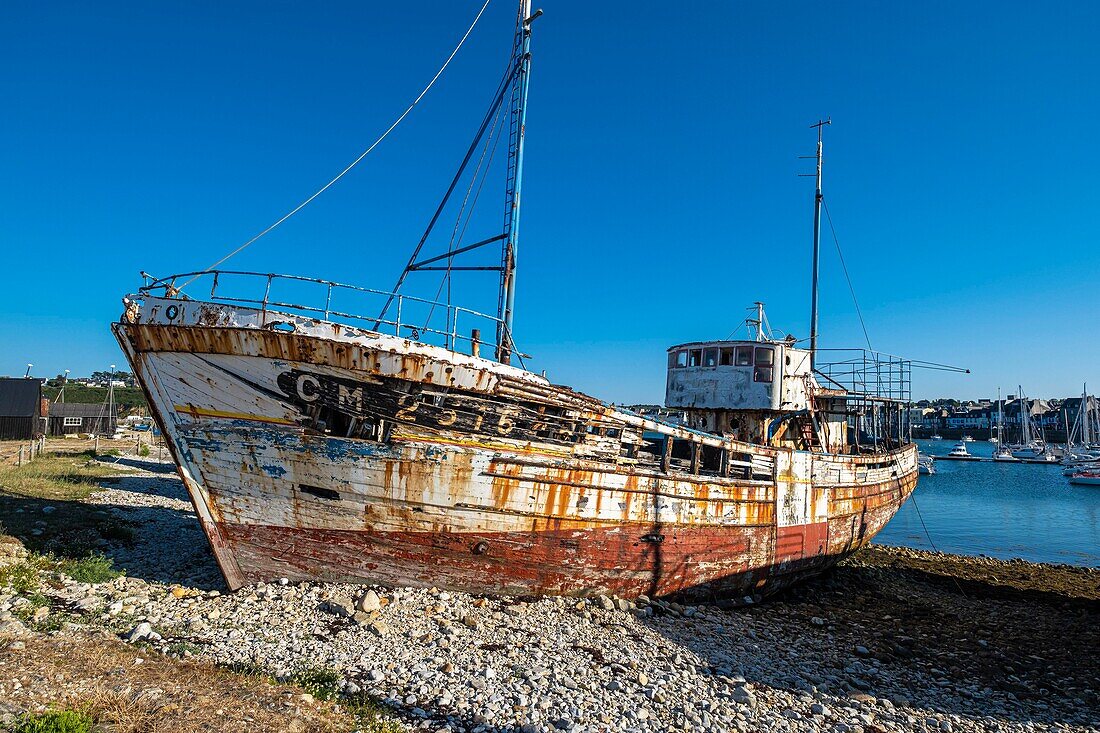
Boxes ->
[181,0,494,289]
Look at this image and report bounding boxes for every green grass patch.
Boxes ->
[59,552,122,583]
[289,667,342,700]
[223,661,273,680]
[0,554,45,594]
[164,640,202,658]
[11,709,95,733]
[345,695,404,733]
[227,664,401,733]
[1,551,120,605]
[289,667,402,732]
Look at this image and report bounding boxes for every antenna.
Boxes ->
[747,302,772,342]
[800,118,830,370]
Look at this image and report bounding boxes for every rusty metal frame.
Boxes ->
[815,348,911,404]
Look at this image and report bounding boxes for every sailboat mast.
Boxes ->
[997,388,1003,440]
[1019,386,1030,444]
[1082,383,1091,447]
[808,119,830,370]
[497,0,539,364]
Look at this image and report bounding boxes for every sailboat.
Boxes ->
[992,391,1016,461]
[1063,384,1099,464]
[1009,388,1050,460]
[112,2,920,600]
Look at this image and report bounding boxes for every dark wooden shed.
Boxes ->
[0,378,44,440]
[47,402,117,436]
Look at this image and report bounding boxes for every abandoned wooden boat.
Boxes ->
[113,2,919,600]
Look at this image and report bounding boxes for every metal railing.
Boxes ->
[139,270,526,365]
[815,349,912,404]
[816,349,914,447]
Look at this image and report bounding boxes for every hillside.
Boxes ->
[42,385,147,412]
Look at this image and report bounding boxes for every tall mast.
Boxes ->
[1082,383,1091,447]
[808,119,830,370]
[1019,385,1030,444]
[997,388,1003,440]
[497,0,540,363]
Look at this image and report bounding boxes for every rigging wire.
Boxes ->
[181,0,494,289]
[821,196,873,353]
[374,51,520,326]
[423,95,509,330]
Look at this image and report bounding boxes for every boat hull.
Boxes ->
[113,308,917,600]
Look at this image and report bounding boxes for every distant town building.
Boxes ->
[945,406,991,430]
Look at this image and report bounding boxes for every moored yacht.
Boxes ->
[1068,471,1100,487]
[947,442,971,458]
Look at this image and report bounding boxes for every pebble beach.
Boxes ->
[2,459,1097,732]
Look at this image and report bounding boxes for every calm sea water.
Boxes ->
[874,439,1100,567]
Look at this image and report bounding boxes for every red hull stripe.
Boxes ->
[212,503,900,600]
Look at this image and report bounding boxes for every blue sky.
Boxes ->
[1,1,1097,402]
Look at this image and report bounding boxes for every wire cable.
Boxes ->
[822,196,873,353]
[181,0,494,288]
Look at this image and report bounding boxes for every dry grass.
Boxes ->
[0,438,152,468]
[0,451,137,565]
[0,632,364,733]
[0,451,121,501]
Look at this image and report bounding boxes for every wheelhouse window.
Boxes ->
[703,348,718,367]
[689,349,703,367]
[754,346,774,383]
[669,350,687,368]
[719,347,734,366]
[735,346,753,366]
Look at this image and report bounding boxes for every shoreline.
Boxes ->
[2,456,1098,732]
